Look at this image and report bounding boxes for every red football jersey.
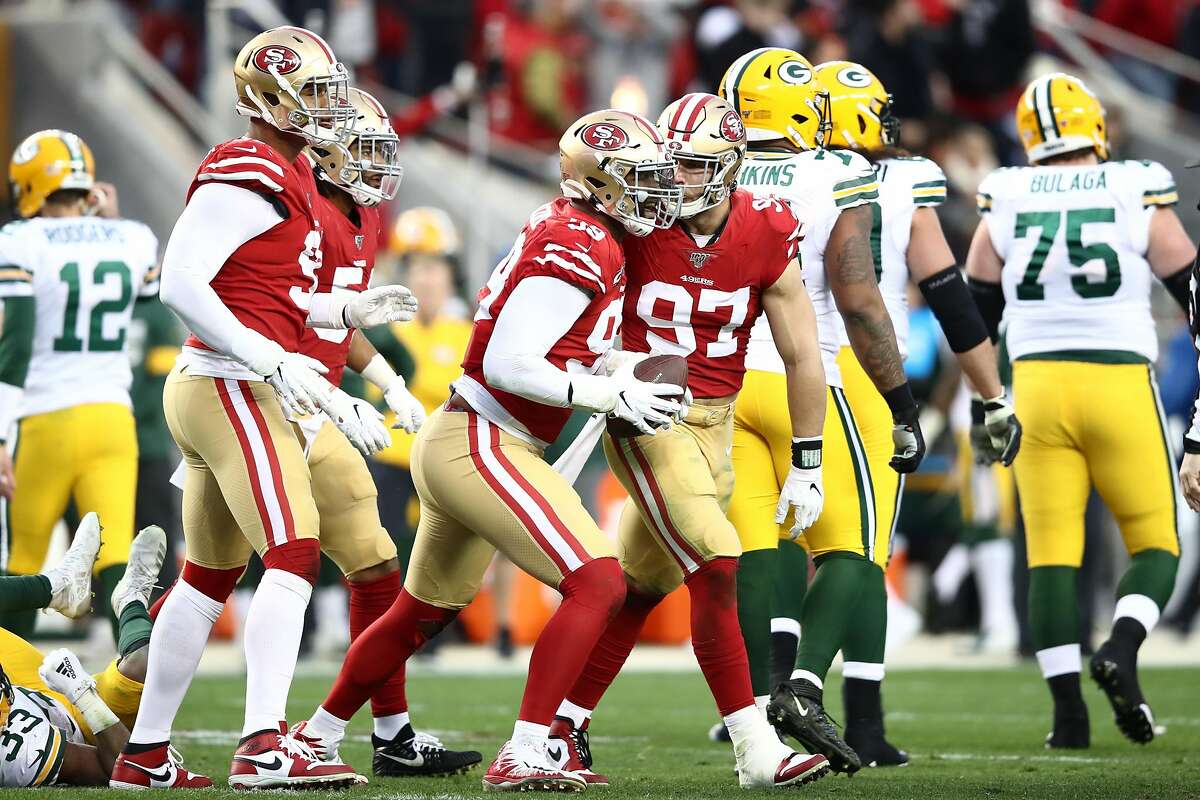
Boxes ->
[458,197,626,446]
[620,189,801,398]
[183,138,322,355]
[300,194,381,386]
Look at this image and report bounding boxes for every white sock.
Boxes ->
[512,720,550,741]
[842,661,885,681]
[972,539,1018,636]
[1035,643,1081,679]
[723,704,771,751]
[242,569,313,737]
[932,543,970,603]
[770,617,800,637]
[754,695,770,713]
[373,712,411,740]
[1114,593,1161,635]
[789,669,823,689]
[307,706,350,743]
[555,699,593,729]
[129,580,224,744]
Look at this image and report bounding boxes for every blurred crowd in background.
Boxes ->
[33,0,1200,659]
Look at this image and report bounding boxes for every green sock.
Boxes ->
[1029,566,1078,651]
[98,564,125,645]
[736,548,776,697]
[1116,548,1178,608]
[771,540,808,688]
[116,601,154,657]
[841,562,887,664]
[794,552,872,684]
[0,574,52,613]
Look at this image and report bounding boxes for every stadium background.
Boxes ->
[1,2,1200,788]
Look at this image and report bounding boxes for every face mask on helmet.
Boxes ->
[287,75,355,144]
[607,158,683,236]
[313,129,403,207]
[672,151,741,218]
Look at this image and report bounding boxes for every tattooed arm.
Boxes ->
[825,203,906,393]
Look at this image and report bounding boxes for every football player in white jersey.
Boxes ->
[0,130,159,643]
[809,60,1021,765]
[719,48,922,774]
[966,73,1195,749]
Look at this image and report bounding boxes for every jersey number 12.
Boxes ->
[53,260,134,352]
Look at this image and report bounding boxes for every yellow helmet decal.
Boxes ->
[1016,73,1108,163]
[815,61,898,151]
[718,48,829,151]
[8,130,95,218]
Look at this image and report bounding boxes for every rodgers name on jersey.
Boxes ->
[0,215,158,420]
[977,159,1177,362]
[620,189,801,398]
[456,197,626,447]
[0,686,84,787]
[738,148,879,386]
[838,155,947,358]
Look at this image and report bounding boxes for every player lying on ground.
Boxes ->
[0,523,175,787]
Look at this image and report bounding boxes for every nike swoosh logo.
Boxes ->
[124,761,173,783]
[377,751,423,767]
[233,144,258,154]
[234,754,283,770]
[793,697,809,718]
[547,746,563,763]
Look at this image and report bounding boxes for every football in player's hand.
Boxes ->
[606,354,688,438]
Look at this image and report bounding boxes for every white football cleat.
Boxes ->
[228,723,360,789]
[482,736,585,792]
[43,512,101,618]
[735,734,830,789]
[111,525,167,618]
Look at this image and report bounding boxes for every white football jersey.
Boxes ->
[835,156,947,359]
[0,686,85,787]
[978,160,1177,362]
[0,217,159,420]
[737,149,879,387]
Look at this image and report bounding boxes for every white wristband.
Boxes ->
[568,373,618,414]
[73,688,119,734]
[360,353,399,391]
[307,292,351,330]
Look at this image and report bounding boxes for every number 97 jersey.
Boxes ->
[978,159,1178,362]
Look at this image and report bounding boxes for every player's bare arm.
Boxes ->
[825,204,905,392]
[348,329,425,434]
[762,260,825,439]
[1146,206,1197,313]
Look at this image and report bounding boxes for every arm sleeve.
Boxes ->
[158,183,288,375]
[0,295,34,437]
[482,276,592,407]
[135,226,161,299]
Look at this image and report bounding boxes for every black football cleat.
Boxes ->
[844,721,908,767]
[768,680,861,775]
[1090,642,1155,744]
[1045,704,1090,750]
[372,726,482,777]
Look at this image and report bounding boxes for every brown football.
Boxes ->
[606,354,689,438]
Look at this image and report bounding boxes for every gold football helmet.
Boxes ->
[559,109,682,237]
[233,26,354,146]
[815,61,898,151]
[1016,73,1108,163]
[718,47,830,151]
[657,93,746,217]
[9,129,95,218]
[390,207,461,257]
[308,88,403,207]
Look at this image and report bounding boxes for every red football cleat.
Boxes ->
[548,716,609,786]
[109,743,213,790]
[228,722,360,789]
[482,736,585,792]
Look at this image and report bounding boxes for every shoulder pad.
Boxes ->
[195,139,291,193]
[1123,159,1178,208]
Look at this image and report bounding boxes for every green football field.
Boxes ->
[18,665,1200,799]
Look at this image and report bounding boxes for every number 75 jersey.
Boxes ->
[0,217,159,420]
[978,159,1178,362]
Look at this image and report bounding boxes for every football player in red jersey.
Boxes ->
[550,94,831,789]
[292,109,687,793]
[111,28,418,790]
[288,87,481,777]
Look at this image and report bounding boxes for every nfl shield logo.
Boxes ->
[689,251,714,271]
[354,235,365,250]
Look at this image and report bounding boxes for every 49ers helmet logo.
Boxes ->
[253,45,302,75]
[580,122,629,151]
[719,110,745,142]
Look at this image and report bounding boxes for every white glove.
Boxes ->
[603,349,650,377]
[345,285,419,328]
[571,371,683,436]
[384,376,426,434]
[776,465,824,540]
[324,390,392,456]
[264,353,332,416]
[674,387,693,424]
[39,648,95,704]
